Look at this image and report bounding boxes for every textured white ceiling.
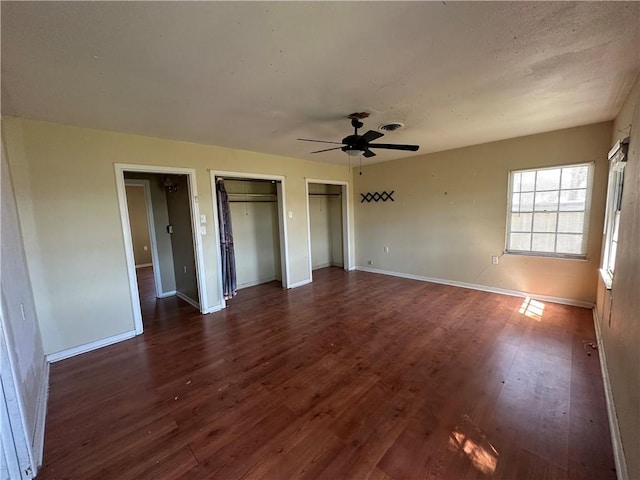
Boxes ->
[2,2,639,165]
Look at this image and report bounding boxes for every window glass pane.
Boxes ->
[512,172,522,193]
[608,240,618,272]
[557,234,583,254]
[521,171,536,192]
[508,163,591,257]
[557,212,584,233]
[536,168,561,191]
[559,189,586,211]
[520,192,534,211]
[511,193,520,212]
[533,212,557,232]
[510,213,532,232]
[561,166,589,189]
[612,211,621,242]
[509,233,531,251]
[532,233,556,252]
[534,191,559,211]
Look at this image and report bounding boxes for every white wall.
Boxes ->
[595,74,640,480]
[1,138,46,473]
[2,117,353,355]
[354,122,612,304]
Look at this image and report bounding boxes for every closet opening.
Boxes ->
[306,180,352,281]
[212,172,289,307]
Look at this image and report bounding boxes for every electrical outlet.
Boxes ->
[384,246,389,253]
[368,260,374,265]
[143,245,148,251]
[183,266,187,274]
[492,256,499,265]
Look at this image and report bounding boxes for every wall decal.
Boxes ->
[360,191,395,203]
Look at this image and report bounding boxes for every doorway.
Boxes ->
[305,179,352,281]
[211,171,290,308]
[115,164,208,334]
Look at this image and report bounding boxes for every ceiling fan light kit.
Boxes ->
[297,113,419,159]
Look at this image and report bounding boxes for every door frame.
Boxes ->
[123,179,163,298]
[115,163,209,334]
[210,170,290,309]
[0,320,35,479]
[305,178,353,281]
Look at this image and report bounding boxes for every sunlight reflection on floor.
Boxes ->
[519,297,545,321]
[449,415,499,475]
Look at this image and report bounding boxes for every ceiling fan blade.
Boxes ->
[363,149,376,158]
[361,130,384,143]
[310,146,344,154]
[298,138,345,145]
[368,143,419,152]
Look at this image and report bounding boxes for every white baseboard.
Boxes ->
[157,290,176,298]
[311,262,344,270]
[32,359,49,471]
[354,266,595,308]
[237,276,277,290]
[135,263,153,269]
[592,309,628,480]
[46,330,136,363]
[202,303,224,314]
[175,291,200,309]
[288,278,312,289]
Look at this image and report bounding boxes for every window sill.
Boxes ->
[505,251,588,262]
[599,268,613,290]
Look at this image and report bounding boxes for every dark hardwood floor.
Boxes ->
[37,267,616,479]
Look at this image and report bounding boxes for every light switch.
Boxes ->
[288,211,293,219]
[200,214,207,224]
[200,226,207,235]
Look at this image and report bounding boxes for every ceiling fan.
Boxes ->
[298,113,419,158]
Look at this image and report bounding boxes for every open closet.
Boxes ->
[219,178,283,291]
[308,183,344,270]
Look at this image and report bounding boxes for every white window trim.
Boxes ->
[505,162,594,259]
[601,138,629,289]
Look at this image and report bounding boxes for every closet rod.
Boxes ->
[228,200,277,203]
[227,193,277,197]
[308,193,341,197]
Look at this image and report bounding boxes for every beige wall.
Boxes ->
[354,122,612,304]
[596,74,640,480]
[124,184,152,266]
[2,117,353,355]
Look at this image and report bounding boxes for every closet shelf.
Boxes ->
[308,193,342,198]
[227,192,277,203]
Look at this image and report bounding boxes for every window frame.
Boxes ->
[505,162,595,259]
[600,138,629,289]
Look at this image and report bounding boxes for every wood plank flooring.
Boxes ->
[37,267,616,479]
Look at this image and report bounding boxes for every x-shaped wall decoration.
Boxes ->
[360,191,395,203]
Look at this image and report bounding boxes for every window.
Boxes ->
[601,138,628,288]
[506,163,593,258]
